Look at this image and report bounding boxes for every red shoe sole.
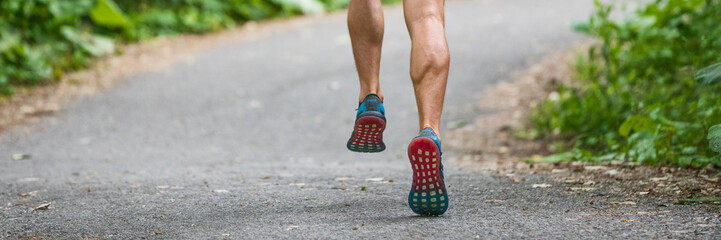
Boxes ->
[407,137,448,215]
[347,116,386,152]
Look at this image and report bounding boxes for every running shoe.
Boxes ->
[347,94,386,153]
[407,127,448,215]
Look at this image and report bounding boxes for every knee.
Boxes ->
[404,2,444,31]
[348,0,384,37]
[368,0,383,11]
[349,0,384,19]
[362,0,384,18]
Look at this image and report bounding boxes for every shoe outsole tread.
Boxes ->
[407,136,448,216]
[347,116,386,153]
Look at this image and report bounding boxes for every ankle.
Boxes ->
[420,125,441,143]
[359,92,383,103]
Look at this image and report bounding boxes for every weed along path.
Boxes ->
[1,0,719,239]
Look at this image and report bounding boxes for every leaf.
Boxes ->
[571,21,591,33]
[531,152,576,163]
[11,153,30,160]
[60,27,82,44]
[591,153,617,162]
[83,35,114,57]
[619,115,655,137]
[0,31,20,52]
[60,27,115,57]
[32,202,51,211]
[695,62,721,85]
[708,124,721,153]
[90,0,128,28]
[681,146,697,155]
[19,191,38,198]
[627,131,657,162]
[272,0,325,14]
[708,124,721,140]
[231,0,279,20]
[49,0,94,19]
[676,196,721,204]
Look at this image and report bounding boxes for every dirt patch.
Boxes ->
[0,16,322,133]
[445,46,578,172]
[446,44,721,202]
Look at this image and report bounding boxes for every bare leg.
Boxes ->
[403,0,450,141]
[348,0,385,103]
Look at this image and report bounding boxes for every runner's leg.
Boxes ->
[403,0,450,141]
[348,0,385,102]
[346,0,387,153]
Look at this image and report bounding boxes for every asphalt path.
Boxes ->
[1,0,719,239]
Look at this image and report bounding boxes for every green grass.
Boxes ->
[0,0,401,96]
[677,196,721,205]
[528,0,721,167]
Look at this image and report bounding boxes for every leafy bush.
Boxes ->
[530,0,721,167]
[0,0,370,95]
[114,0,333,41]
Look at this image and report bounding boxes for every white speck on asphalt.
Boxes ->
[328,81,341,91]
[32,202,51,211]
[78,138,92,145]
[249,100,263,109]
[11,153,31,160]
[19,191,38,198]
[17,178,39,183]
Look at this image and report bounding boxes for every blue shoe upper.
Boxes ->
[418,127,442,153]
[356,94,385,118]
[348,94,387,153]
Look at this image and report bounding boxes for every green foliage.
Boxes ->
[531,0,721,168]
[0,0,95,94]
[709,124,721,153]
[677,196,721,204]
[696,62,721,85]
[619,115,655,137]
[60,26,115,57]
[91,0,129,28]
[0,0,389,95]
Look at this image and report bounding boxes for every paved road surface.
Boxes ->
[2,0,719,239]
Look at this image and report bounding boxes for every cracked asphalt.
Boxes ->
[1,0,719,239]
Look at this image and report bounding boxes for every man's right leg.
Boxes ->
[346,0,387,153]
